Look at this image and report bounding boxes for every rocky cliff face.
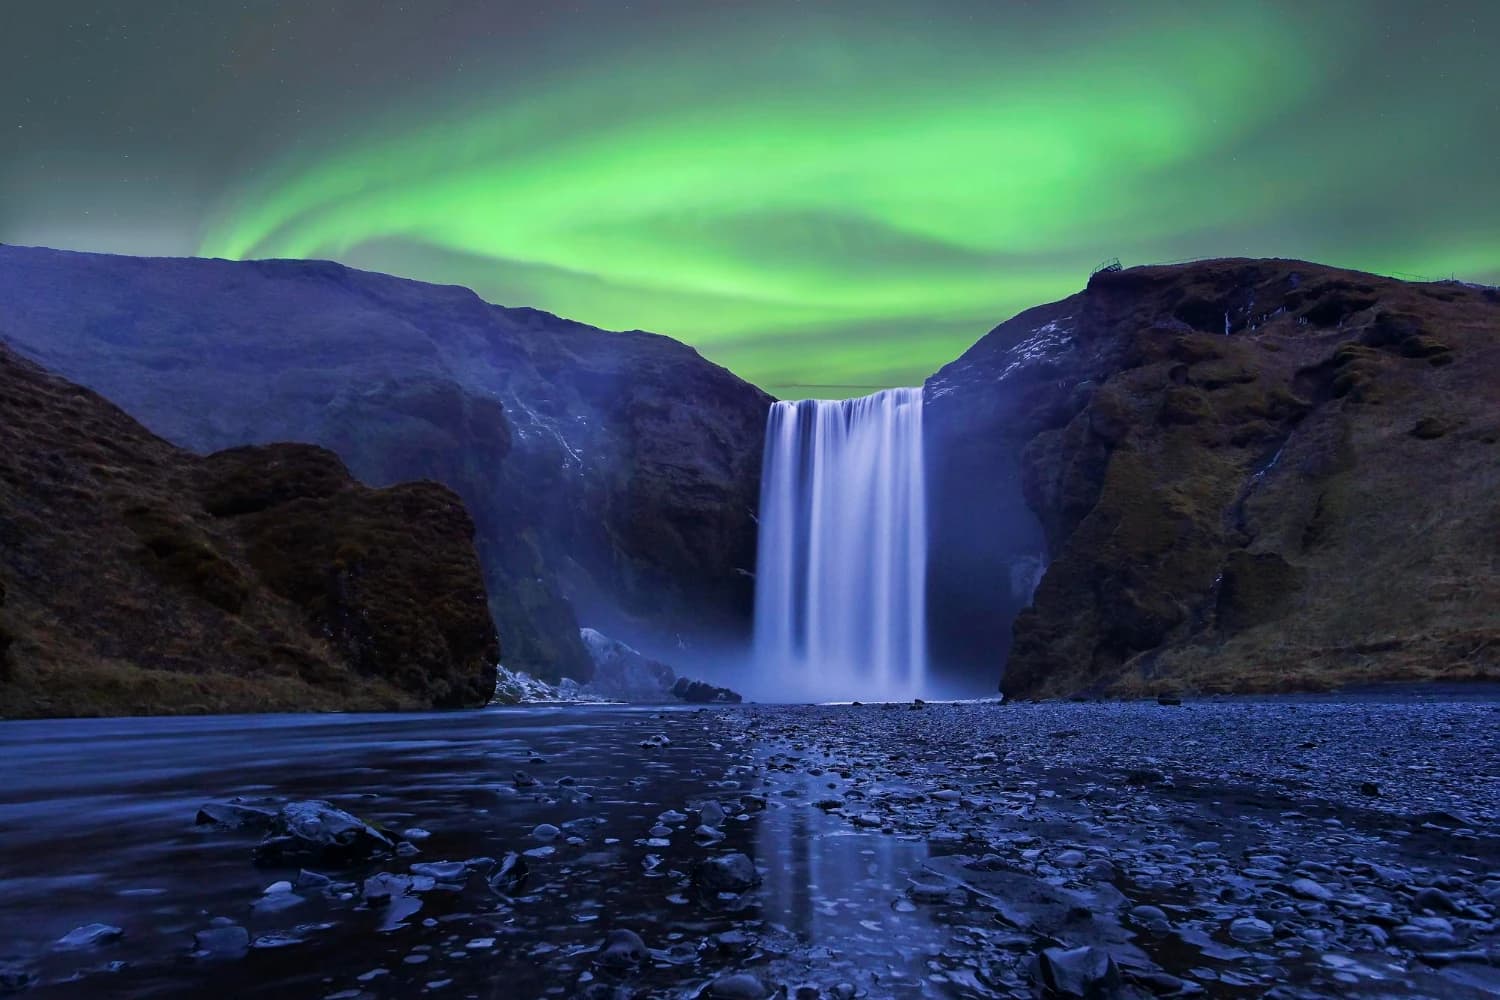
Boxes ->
[0,245,771,681]
[0,344,499,717]
[928,259,1500,698]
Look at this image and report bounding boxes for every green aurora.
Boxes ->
[7,2,1498,395]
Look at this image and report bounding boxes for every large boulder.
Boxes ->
[0,245,771,680]
[253,800,395,866]
[926,259,1500,697]
[579,627,676,701]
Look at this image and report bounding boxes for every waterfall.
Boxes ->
[752,387,928,701]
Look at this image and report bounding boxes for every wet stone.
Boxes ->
[1289,878,1334,901]
[699,972,769,999]
[1033,945,1120,998]
[1229,917,1275,943]
[695,853,760,892]
[1413,887,1461,914]
[596,928,648,969]
[55,924,124,950]
[192,925,249,958]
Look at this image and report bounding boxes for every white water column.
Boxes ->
[752,387,929,701]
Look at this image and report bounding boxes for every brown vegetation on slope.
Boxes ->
[0,344,498,717]
[934,260,1500,698]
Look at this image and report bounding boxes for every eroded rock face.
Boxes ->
[578,627,676,701]
[927,259,1500,698]
[0,344,498,717]
[0,245,771,681]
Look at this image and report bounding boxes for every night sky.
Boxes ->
[3,2,1496,395]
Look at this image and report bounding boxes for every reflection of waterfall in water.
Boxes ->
[752,754,951,990]
[752,388,928,701]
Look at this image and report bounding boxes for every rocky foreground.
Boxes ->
[4,697,1495,998]
[0,344,498,717]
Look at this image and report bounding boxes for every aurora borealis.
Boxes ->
[4,3,1497,394]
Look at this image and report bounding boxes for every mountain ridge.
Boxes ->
[0,242,772,682]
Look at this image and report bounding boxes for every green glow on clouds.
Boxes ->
[197,5,1497,395]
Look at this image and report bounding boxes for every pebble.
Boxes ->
[700,973,768,999]
[695,852,760,892]
[1289,878,1333,901]
[1228,917,1274,943]
[597,928,648,969]
[54,924,124,950]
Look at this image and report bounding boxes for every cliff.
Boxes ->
[0,344,499,717]
[927,259,1500,698]
[0,245,772,680]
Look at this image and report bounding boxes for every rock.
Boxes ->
[1083,860,1118,881]
[1393,923,1461,951]
[1228,917,1274,943]
[295,869,332,889]
[192,925,250,958]
[1359,781,1381,797]
[1413,886,1461,914]
[699,973,769,999]
[195,800,278,831]
[487,852,529,895]
[671,676,743,704]
[1288,877,1334,901]
[578,629,676,701]
[363,873,434,901]
[493,665,572,705]
[263,880,293,895]
[532,823,561,842]
[253,800,394,865]
[408,861,473,883]
[698,801,727,828]
[1130,905,1170,930]
[695,852,760,893]
[513,770,538,788]
[1032,945,1121,998]
[597,928,648,969]
[907,881,960,904]
[54,924,124,950]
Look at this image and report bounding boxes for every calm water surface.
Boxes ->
[0,707,957,999]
